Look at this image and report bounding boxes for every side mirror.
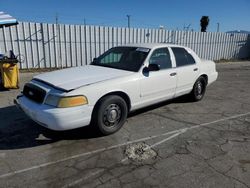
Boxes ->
[148,63,160,71]
[142,63,160,75]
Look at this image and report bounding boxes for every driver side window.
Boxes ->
[149,48,172,70]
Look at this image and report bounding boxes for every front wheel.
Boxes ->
[190,77,207,101]
[92,95,128,135]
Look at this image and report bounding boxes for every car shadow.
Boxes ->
[0,95,193,150]
[0,105,102,150]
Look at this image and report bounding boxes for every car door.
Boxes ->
[170,47,200,97]
[140,47,177,104]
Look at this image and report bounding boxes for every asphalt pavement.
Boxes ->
[0,61,250,188]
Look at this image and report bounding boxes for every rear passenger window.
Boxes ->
[149,48,172,70]
[171,48,196,67]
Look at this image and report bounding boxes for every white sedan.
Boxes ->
[15,43,218,135]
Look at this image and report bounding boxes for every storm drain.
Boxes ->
[124,142,157,162]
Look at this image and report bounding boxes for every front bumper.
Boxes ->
[14,95,93,131]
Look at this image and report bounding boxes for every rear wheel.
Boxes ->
[92,95,128,135]
[190,77,207,101]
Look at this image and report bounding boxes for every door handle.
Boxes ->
[170,72,177,76]
[193,68,198,71]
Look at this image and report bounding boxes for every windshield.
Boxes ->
[91,47,150,72]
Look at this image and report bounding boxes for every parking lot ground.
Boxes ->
[0,61,250,188]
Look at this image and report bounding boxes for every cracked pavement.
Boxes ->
[0,61,250,187]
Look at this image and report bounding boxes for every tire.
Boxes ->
[190,76,207,101]
[92,95,128,135]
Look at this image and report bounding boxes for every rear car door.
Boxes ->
[171,47,200,97]
[140,47,177,103]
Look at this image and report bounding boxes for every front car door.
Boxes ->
[170,47,200,97]
[139,47,177,106]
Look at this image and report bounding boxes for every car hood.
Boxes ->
[33,65,133,91]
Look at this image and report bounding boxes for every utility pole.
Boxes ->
[217,22,220,32]
[55,13,58,25]
[126,15,131,28]
[84,18,86,26]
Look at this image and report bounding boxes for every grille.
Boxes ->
[23,83,46,104]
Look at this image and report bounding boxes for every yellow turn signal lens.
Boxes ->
[57,96,88,108]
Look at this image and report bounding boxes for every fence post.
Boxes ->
[40,23,46,68]
[2,26,7,52]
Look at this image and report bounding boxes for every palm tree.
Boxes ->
[200,16,209,32]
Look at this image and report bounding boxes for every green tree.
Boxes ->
[200,16,209,32]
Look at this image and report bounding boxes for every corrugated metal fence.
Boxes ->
[0,22,250,69]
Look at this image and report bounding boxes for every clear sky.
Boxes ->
[1,0,250,32]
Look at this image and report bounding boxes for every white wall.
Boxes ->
[0,22,249,69]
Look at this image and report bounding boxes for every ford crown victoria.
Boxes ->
[15,43,218,135]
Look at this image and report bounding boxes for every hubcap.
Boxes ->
[108,109,118,122]
[197,82,202,95]
[195,81,203,98]
[103,104,121,127]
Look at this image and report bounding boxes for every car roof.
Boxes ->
[121,43,185,49]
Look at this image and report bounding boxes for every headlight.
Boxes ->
[45,95,88,108]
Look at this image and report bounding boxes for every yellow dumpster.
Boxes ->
[0,59,19,89]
